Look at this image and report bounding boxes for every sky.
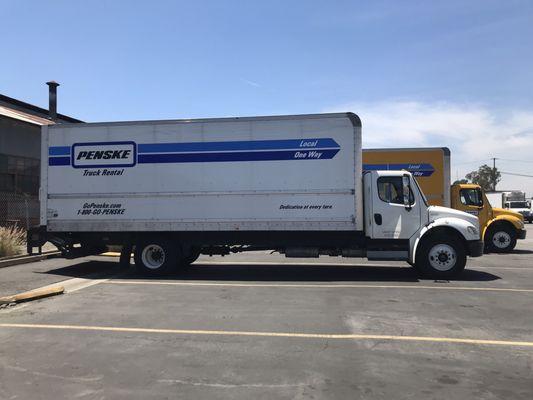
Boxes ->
[2,0,533,195]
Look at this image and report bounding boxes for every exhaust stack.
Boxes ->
[46,81,59,121]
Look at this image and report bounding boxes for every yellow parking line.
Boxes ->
[1,323,532,348]
[104,280,533,293]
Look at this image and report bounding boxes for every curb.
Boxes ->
[0,285,64,306]
[0,251,61,269]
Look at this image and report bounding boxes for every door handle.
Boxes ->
[374,213,382,225]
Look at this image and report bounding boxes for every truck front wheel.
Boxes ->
[134,238,179,275]
[415,235,466,278]
[485,225,517,253]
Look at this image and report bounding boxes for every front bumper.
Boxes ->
[518,229,527,240]
[467,240,484,257]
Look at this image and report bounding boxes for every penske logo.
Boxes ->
[72,141,136,168]
[76,150,131,161]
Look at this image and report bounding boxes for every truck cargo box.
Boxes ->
[362,147,450,207]
[42,113,363,233]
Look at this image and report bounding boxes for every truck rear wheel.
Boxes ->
[415,235,466,279]
[134,238,179,275]
[485,225,517,253]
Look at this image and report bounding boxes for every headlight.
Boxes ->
[467,226,479,236]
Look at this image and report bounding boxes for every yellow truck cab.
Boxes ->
[451,184,526,253]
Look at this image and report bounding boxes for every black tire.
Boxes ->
[415,234,466,279]
[134,238,179,275]
[119,243,133,268]
[484,224,517,253]
[178,248,201,268]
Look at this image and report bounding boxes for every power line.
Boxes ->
[498,158,533,164]
[454,158,533,166]
[501,171,533,178]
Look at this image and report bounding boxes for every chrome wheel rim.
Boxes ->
[428,244,457,271]
[492,231,511,249]
[141,244,165,269]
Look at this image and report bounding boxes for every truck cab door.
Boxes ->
[453,186,489,229]
[368,171,421,240]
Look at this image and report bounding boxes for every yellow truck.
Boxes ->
[363,147,526,253]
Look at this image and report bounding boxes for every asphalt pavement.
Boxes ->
[0,224,532,399]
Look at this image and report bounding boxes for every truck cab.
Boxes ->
[504,199,532,223]
[451,184,526,253]
[365,171,483,277]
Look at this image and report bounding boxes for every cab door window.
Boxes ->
[459,188,483,207]
[377,176,414,205]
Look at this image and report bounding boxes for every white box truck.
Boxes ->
[502,191,532,223]
[486,191,532,223]
[28,113,483,278]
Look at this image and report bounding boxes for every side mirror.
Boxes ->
[402,174,412,211]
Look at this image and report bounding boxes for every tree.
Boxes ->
[453,179,468,185]
[465,164,501,191]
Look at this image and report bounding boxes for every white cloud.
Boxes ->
[240,78,261,88]
[324,100,533,197]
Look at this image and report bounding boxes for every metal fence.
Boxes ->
[0,191,39,229]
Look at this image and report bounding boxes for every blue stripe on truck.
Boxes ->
[48,138,340,166]
[138,149,339,164]
[49,156,71,166]
[48,146,71,156]
[363,163,435,177]
[137,138,339,154]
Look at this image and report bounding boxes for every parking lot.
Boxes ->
[1,224,532,399]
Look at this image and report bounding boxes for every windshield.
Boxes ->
[509,201,529,208]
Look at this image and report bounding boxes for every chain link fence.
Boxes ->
[0,191,39,230]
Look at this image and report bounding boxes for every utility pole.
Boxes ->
[491,157,498,191]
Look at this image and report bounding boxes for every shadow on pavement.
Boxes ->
[41,259,501,283]
[510,249,533,255]
[39,260,122,279]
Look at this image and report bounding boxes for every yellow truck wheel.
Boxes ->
[485,224,517,253]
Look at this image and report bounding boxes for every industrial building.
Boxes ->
[0,82,81,227]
